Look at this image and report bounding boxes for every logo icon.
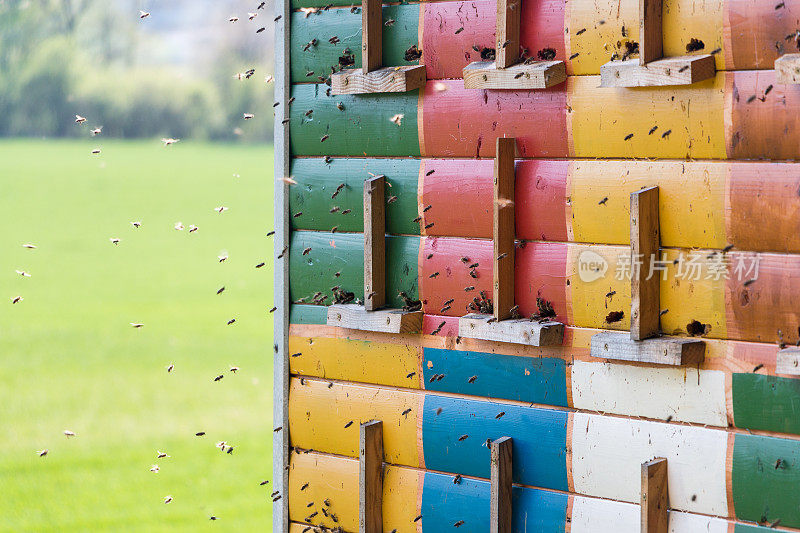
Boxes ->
[577,250,608,283]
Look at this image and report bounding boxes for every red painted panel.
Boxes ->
[421,159,494,238]
[421,0,567,80]
[724,0,800,70]
[727,162,800,253]
[515,241,569,322]
[420,81,569,158]
[422,314,460,337]
[419,236,493,316]
[726,71,800,160]
[515,160,570,242]
[725,252,800,345]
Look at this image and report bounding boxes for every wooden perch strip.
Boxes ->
[630,186,660,341]
[641,458,669,533]
[494,137,516,321]
[639,0,663,66]
[491,437,513,533]
[591,331,705,366]
[327,304,422,333]
[364,175,386,311]
[359,420,383,533]
[361,0,382,74]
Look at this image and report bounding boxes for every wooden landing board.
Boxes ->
[463,61,566,89]
[600,55,716,87]
[289,378,800,527]
[493,137,515,321]
[360,420,383,533]
[591,332,705,366]
[327,304,422,333]
[364,175,385,311]
[641,458,669,533]
[331,65,426,94]
[776,348,800,375]
[459,314,565,346]
[289,451,789,533]
[630,186,660,341]
[775,53,800,84]
[490,436,513,533]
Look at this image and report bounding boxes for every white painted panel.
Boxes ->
[571,413,729,516]
[570,496,729,533]
[571,361,727,426]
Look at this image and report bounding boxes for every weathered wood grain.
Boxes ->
[361,0,382,74]
[331,65,426,94]
[463,61,566,89]
[775,53,800,84]
[591,332,705,366]
[496,0,520,68]
[459,314,565,346]
[776,348,800,375]
[327,304,423,333]
[600,55,716,87]
[490,436,513,533]
[640,0,663,65]
[493,137,516,321]
[360,420,383,533]
[364,176,386,311]
[630,186,660,341]
[641,458,669,533]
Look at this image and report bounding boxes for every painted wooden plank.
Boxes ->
[289,5,420,83]
[289,158,420,235]
[590,332,705,366]
[641,458,670,533]
[289,84,420,157]
[289,303,328,325]
[572,360,727,426]
[459,313,565,346]
[288,231,418,309]
[332,65,427,94]
[571,412,729,516]
[360,420,383,533]
[327,304,423,333]
[732,373,800,435]
[490,436,513,533]
[630,186,660,340]
[732,433,800,527]
[423,346,569,406]
[494,137,516,321]
[364,175,386,310]
[290,335,421,388]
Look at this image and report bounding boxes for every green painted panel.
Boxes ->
[733,374,800,436]
[732,433,800,527]
[290,5,420,71]
[289,84,421,157]
[289,158,421,235]
[289,304,328,325]
[289,231,419,308]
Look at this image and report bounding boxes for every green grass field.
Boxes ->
[0,139,275,532]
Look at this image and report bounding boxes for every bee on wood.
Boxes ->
[344,421,353,428]
[458,434,468,441]
[453,474,462,484]
[495,411,505,419]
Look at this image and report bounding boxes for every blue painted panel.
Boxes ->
[421,395,569,491]
[289,304,328,325]
[423,347,568,407]
[419,471,568,532]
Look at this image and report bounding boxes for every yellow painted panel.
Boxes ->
[566,0,725,75]
[288,378,421,466]
[566,244,631,330]
[289,453,421,533]
[569,160,727,249]
[660,248,728,338]
[568,75,726,160]
[289,335,421,388]
[289,452,359,531]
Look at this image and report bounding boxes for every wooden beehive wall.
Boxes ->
[273,0,800,531]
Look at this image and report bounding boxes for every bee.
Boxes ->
[166,364,174,372]
[497,253,507,260]
[64,430,76,437]
[440,305,451,313]
[390,114,404,126]
[157,451,169,459]
[624,133,634,141]
[424,222,434,229]
[753,364,764,372]
[230,366,239,373]
[189,223,199,231]
[744,278,756,287]
[435,407,443,415]
[256,262,266,268]
[341,209,351,215]
[109,237,121,245]
[661,129,672,138]
[495,411,505,419]
[453,474,462,484]
[164,495,173,504]
[22,243,37,249]
[467,375,477,383]
[300,483,309,490]
[464,286,475,291]
[75,115,87,124]
[413,216,422,223]
[747,95,757,103]
[272,495,282,502]
[429,272,440,279]
[229,16,239,22]
[260,480,270,486]
[288,97,295,106]
[401,408,412,416]
[320,134,330,142]
[455,27,464,34]
[387,195,398,204]
[161,138,180,146]
[214,374,225,381]
[269,306,277,313]
[130,323,144,328]
[37,449,48,457]
[659,309,669,316]
[430,321,446,335]
[414,515,423,522]
[514,72,524,79]
[336,102,345,111]
[344,421,353,428]
[150,465,160,473]
[678,65,689,73]
[406,372,416,378]
[174,221,185,231]
[302,247,312,255]
[384,18,395,26]
[775,458,784,469]
[454,520,465,527]
[215,206,229,213]
[249,12,258,20]
[458,435,469,442]
[218,254,228,262]
[329,36,340,44]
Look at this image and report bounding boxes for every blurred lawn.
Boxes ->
[0,139,274,532]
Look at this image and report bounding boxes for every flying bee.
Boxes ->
[384,18,395,26]
[453,474,462,484]
[130,323,144,328]
[467,375,477,383]
[341,209,351,215]
[429,272,440,278]
[495,411,505,419]
[37,449,48,457]
[92,149,102,155]
[166,364,174,372]
[157,451,169,459]
[302,247,312,255]
[243,113,255,120]
[320,134,329,142]
[214,374,225,381]
[390,114,404,126]
[150,465,160,473]
[458,434,468,441]
[164,495,173,504]
[387,196,398,203]
[401,408,412,416]
[344,421,353,428]
[75,115,87,124]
